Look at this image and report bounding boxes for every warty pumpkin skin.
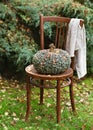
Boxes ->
[32,47,71,75]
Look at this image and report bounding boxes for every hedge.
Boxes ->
[0,0,93,78]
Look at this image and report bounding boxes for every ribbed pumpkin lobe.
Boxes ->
[32,44,71,75]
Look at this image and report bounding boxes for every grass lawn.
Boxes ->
[0,76,93,130]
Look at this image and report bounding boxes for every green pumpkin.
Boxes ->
[32,44,71,75]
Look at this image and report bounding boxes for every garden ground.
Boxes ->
[0,75,93,130]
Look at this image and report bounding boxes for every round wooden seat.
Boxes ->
[25,64,73,80]
[25,64,73,89]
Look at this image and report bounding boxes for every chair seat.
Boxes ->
[25,64,73,89]
[25,64,73,80]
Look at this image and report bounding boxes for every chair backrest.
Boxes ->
[40,14,69,50]
[40,14,84,69]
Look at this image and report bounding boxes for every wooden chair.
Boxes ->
[25,14,84,123]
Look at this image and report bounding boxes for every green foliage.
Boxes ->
[13,42,38,71]
[84,0,93,9]
[0,0,93,78]
[0,2,38,77]
[73,0,93,4]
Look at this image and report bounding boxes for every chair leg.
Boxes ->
[25,75,31,121]
[40,80,44,104]
[56,80,61,123]
[69,77,75,112]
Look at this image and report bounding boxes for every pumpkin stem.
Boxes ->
[49,43,55,52]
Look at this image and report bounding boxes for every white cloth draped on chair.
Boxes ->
[66,18,87,79]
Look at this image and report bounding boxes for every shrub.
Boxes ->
[0,3,38,78]
[0,0,93,78]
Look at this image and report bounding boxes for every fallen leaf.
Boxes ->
[5,112,9,116]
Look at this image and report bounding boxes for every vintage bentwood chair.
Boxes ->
[25,14,84,123]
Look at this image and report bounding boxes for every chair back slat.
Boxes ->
[57,22,62,48]
[55,22,58,48]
